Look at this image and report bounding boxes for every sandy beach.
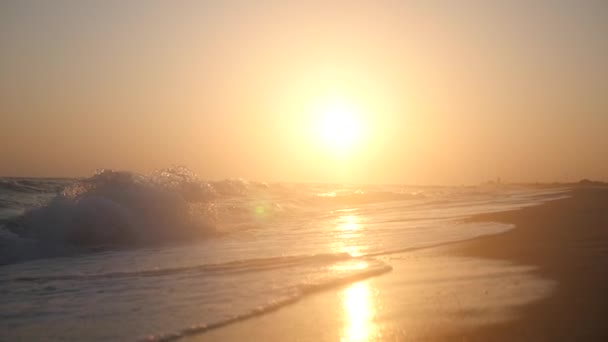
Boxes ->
[183,187,608,341]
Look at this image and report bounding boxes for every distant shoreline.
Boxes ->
[1,174,606,188]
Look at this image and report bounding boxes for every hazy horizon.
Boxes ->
[2,1,607,184]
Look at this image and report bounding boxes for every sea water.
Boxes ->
[0,167,568,341]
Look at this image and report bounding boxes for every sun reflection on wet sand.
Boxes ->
[340,282,377,342]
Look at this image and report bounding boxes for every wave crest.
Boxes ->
[2,167,221,264]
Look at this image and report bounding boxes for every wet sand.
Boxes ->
[184,187,608,341]
[445,186,608,341]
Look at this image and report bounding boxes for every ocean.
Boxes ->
[0,167,567,341]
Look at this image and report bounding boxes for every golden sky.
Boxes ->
[1,1,607,184]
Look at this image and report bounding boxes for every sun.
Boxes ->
[316,99,363,152]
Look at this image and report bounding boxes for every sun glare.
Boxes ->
[316,100,363,152]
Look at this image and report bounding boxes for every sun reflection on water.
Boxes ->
[339,215,360,232]
[340,282,377,342]
[331,215,364,256]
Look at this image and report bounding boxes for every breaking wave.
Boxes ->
[0,167,266,264]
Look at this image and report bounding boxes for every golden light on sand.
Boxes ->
[341,282,376,342]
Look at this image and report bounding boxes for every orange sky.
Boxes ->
[1,1,607,184]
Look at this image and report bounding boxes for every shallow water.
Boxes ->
[188,253,557,342]
[0,170,568,341]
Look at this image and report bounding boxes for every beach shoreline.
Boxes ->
[441,186,608,340]
[184,187,608,341]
